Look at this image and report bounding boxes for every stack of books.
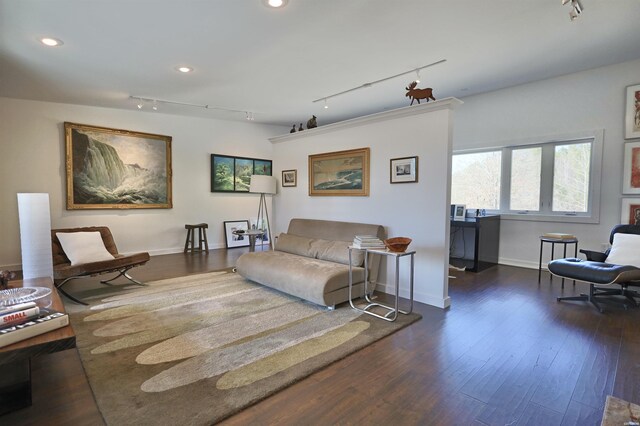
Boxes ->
[0,301,69,348]
[542,232,577,240]
[353,235,385,249]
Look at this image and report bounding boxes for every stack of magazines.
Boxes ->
[352,235,385,249]
[0,301,69,348]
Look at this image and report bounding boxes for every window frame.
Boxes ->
[452,130,603,224]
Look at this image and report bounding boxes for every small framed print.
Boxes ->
[453,204,466,221]
[623,141,640,194]
[621,198,640,225]
[625,84,640,140]
[282,169,297,187]
[223,220,250,248]
[390,156,418,184]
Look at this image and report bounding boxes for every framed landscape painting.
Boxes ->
[625,84,640,140]
[621,198,640,224]
[64,122,172,210]
[308,147,370,196]
[390,156,418,183]
[223,220,250,248]
[623,141,640,194]
[211,154,272,192]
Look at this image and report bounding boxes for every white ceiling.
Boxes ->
[1,0,640,127]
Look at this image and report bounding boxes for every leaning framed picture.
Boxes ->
[621,198,640,224]
[625,84,640,140]
[623,141,640,194]
[308,147,370,196]
[282,169,297,187]
[64,122,172,210]
[390,156,418,183]
[453,204,466,221]
[223,220,250,248]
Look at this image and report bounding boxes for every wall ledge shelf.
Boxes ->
[269,97,463,144]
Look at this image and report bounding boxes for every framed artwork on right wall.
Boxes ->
[623,141,640,194]
[621,198,640,225]
[625,83,640,140]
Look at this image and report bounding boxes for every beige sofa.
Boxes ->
[236,218,386,308]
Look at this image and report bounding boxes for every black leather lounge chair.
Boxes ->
[548,224,640,313]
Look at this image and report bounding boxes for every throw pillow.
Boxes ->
[56,231,115,266]
[275,233,314,258]
[311,239,365,267]
[605,233,640,268]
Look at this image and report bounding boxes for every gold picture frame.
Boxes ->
[64,122,172,210]
[308,147,370,196]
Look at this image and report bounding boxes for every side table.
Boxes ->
[233,229,264,252]
[538,236,578,287]
[348,247,415,322]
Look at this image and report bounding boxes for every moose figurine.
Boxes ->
[405,81,435,105]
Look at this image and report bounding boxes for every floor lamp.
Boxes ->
[249,175,277,250]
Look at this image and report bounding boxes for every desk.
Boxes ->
[449,215,500,272]
[0,277,75,414]
[348,247,415,322]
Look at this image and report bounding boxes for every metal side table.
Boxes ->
[538,236,578,288]
[348,247,415,322]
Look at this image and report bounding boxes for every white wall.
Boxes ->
[270,100,461,308]
[454,58,640,268]
[0,97,286,269]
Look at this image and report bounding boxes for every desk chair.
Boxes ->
[548,224,640,312]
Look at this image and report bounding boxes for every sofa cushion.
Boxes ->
[56,231,115,266]
[275,233,314,257]
[276,233,364,267]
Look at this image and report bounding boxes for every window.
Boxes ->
[451,131,603,223]
[451,150,501,210]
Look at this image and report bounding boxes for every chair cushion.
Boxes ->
[548,258,640,284]
[56,231,115,266]
[605,233,640,268]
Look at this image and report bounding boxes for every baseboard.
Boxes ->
[498,257,541,270]
[374,282,450,309]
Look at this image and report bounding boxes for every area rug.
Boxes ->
[68,271,421,425]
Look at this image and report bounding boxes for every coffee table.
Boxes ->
[0,277,76,414]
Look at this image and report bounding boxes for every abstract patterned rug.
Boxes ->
[68,271,421,425]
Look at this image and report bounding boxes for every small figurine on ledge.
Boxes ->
[306,115,317,129]
[290,125,296,133]
[405,81,435,105]
[298,123,304,132]
[0,270,16,290]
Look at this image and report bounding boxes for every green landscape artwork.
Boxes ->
[211,154,272,192]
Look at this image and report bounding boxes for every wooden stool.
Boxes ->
[184,223,209,253]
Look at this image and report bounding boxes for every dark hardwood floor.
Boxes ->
[2,249,639,425]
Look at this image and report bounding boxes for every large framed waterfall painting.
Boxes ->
[64,122,172,210]
[308,147,370,196]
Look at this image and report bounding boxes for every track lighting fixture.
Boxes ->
[129,96,257,121]
[323,99,328,109]
[312,59,446,106]
[415,69,421,84]
[563,0,583,21]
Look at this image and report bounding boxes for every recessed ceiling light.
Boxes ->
[263,0,288,8]
[176,66,193,73]
[40,37,63,47]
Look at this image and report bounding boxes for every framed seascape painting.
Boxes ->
[308,147,370,196]
[211,154,272,193]
[64,122,172,210]
[390,156,418,184]
[282,169,297,187]
[625,84,640,140]
[623,141,640,194]
[621,198,640,225]
[223,220,250,248]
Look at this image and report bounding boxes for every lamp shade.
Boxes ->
[249,175,276,194]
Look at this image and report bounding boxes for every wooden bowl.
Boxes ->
[384,237,412,253]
